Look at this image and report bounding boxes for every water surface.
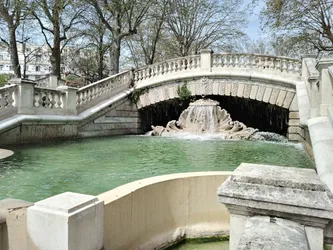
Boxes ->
[0,136,313,202]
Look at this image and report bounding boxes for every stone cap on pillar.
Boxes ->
[316,59,333,71]
[218,163,333,228]
[9,78,36,86]
[200,48,214,54]
[32,192,100,215]
[57,85,79,92]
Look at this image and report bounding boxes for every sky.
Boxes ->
[244,0,265,39]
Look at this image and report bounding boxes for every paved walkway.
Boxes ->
[0,149,14,159]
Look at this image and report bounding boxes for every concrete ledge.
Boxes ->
[0,89,134,135]
[296,81,311,126]
[308,117,333,192]
[98,171,232,250]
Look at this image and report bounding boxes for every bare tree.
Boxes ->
[0,0,28,77]
[125,0,168,66]
[31,0,85,78]
[261,0,333,52]
[88,0,152,74]
[164,0,248,57]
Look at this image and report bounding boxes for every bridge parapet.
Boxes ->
[212,53,301,75]
[76,70,132,113]
[134,50,302,90]
[0,84,18,120]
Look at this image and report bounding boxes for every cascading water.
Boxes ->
[150,98,287,142]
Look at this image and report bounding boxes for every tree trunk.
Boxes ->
[109,40,120,75]
[51,8,61,78]
[9,26,21,78]
[97,35,104,80]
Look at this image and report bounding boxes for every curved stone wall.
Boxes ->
[98,172,231,250]
[137,78,296,110]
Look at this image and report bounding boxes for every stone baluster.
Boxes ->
[263,57,269,70]
[276,58,281,72]
[282,59,288,72]
[57,86,78,115]
[270,57,275,71]
[288,60,294,73]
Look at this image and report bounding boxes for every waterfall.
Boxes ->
[150,98,287,142]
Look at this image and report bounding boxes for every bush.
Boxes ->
[0,74,10,87]
[177,81,192,101]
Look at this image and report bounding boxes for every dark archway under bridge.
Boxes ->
[140,96,289,136]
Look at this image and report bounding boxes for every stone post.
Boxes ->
[56,86,78,115]
[27,192,104,250]
[218,163,333,250]
[49,75,58,89]
[200,49,213,72]
[316,59,333,116]
[301,55,320,118]
[10,78,36,114]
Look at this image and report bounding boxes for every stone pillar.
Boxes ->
[316,59,333,116]
[56,86,78,115]
[200,49,213,72]
[218,163,333,250]
[10,78,36,114]
[0,198,33,250]
[27,192,104,250]
[49,75,58,89]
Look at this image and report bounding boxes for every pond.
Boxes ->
[0,135,313,202]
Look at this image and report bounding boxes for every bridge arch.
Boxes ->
[136,77,296,110]
[136,76,298,137]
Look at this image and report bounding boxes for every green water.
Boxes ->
[171,241,229,250]
[0,136,313,202]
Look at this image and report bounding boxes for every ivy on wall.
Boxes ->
[177,81,192,101]
[129,87,150,104]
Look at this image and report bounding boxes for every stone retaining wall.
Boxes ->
[98,172,231,250]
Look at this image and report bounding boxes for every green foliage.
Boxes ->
[177,81,192,101]
[129,87,149,104]
[0,74,10,87]
[65,74,81,83]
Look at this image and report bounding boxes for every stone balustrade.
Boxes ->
[0,85,17,119]
[76,70,132,113]
[0,50,304,122]
[34,87,65,110]
[134,55,201,82]
[212,53,302,74]
[134,50,302,90]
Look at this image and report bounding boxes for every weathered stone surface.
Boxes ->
[237,216,309,250]
[218,163,333,228]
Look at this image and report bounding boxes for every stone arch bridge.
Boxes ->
[0,49,312,144]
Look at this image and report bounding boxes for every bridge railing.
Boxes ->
[76,70,133,113]
[134,50,302,88]
[33,86,66,115]
[212,53,302,75]
[0,84,18,120]
[134,55,201,82]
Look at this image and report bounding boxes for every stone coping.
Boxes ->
[0,88,133,134]
[218,164,333,226]
[98,171,233,204]
[0,148,14,159]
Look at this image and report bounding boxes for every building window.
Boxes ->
[36,55,42,62]
[9,65,12,70]
[0,65,3,70]
[0,55,3,60]
[36,66,40,72]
